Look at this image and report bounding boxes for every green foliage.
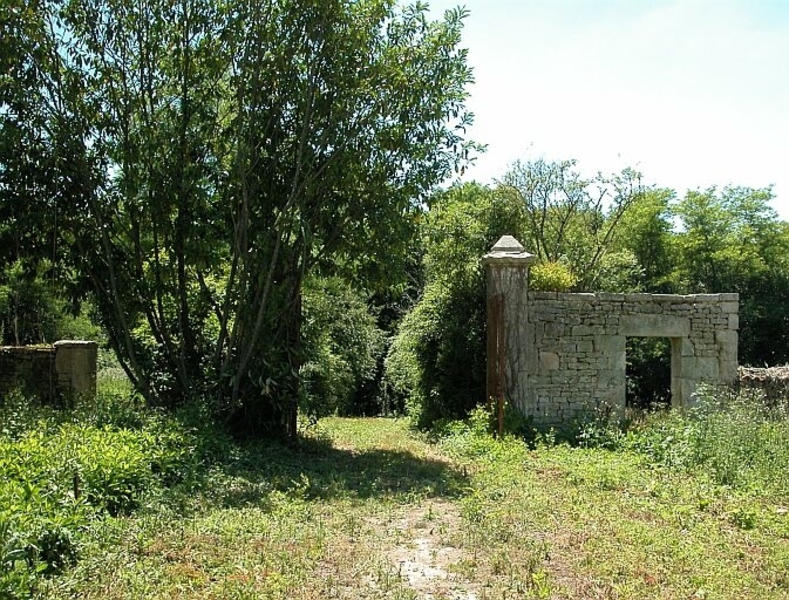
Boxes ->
[0,260,60,345]
[0,382,200,598]
[613,188,675,291]
[672,187,789,365]
[529,261,577,292]
[385,183,524,427]
[386,282,485,426]
[625,386,789,496]
[626,337,671,409]
[300,277,385,419]
[0,258,103,347]
[501,159,643,290]
[4,0,477,436]
[594,249,645,292]
[54,302,104,345]
[438,405,523,459]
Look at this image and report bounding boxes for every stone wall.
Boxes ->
[0,341,98,404]
[738,365,789,405]
[484,236,739,427]
[524,292,738,425]
[0,346,57,402]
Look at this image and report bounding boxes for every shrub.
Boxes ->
[383,183,525,428]
[386,280,486,428]
[529,261,577,292]
[593,249,644,292]
[300,276,385,419]
[0,260,104,346]
[0,383,200,598]
[0,259,60,345]
[625,385,789,496]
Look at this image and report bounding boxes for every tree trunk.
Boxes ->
[284,286,301,440]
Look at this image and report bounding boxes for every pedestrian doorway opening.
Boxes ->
[625,337,672,409]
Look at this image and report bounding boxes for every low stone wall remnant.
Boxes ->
[0,340,98,404]
[738,365,789,404]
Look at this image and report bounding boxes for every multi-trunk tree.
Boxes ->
[5,0,476,435]
[500,158,643,290]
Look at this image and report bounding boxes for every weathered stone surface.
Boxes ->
[739,365,789,404]
[620,314,690,337]
[0,341,97,404]
[483,235,536,266]
[720,302,739,313]
[539,351,560,371]
[54,341,98,399]
[485,236,739,427]
[694,356,720,379]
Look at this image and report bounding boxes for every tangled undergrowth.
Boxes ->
[0,376,210,598]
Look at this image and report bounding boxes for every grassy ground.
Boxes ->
[23,414,787,600]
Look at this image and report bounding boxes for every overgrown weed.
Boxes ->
[0,376,203,598]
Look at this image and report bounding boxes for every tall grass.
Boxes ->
[624,385,789,497]
[0,376,202,598]
[444,386,789,499]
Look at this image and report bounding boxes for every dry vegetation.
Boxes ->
[3,404,781,599]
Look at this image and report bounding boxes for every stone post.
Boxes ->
[483,236,535,425]
[54,340,98,402]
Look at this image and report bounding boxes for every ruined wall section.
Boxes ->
[738,365,789,405]
[520,292,739,425]
[0,346,57,402]
[0,341,98,404]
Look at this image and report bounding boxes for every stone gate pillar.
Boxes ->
[54,340,98,401]
[483,236,535,415]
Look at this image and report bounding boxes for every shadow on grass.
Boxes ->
[202,433,465,509]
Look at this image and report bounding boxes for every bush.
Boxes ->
[0,259,61,345]
[593,249,644,292]
[383,183,525,428]
[529,261,577,292]
[386,280,486,428]
[55,301,104,344]
[0,260,104,346]
[0,384,200,598]
[300,276,385,419]
[625,385,789,495]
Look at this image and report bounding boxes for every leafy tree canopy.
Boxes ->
[4,0,477,435]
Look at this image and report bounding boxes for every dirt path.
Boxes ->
[385,500,479,600]
[318,418,482,598]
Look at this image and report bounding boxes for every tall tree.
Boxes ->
[500,159,643,290]
[673,186,789,364]
[0,0,91,344]
[613,188,675,292]
[10,0,477,435]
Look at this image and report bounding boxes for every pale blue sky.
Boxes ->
[427,0,789,218]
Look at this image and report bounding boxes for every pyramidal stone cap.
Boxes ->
[483,235,536,265]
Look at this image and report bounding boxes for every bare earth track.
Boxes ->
[40,417,789,600]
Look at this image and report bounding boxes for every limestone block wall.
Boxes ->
[0,341,98,404]
[0,346,57,402]
[522,292,739,425]
[54,341,98,399]
[484,235,739,427]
